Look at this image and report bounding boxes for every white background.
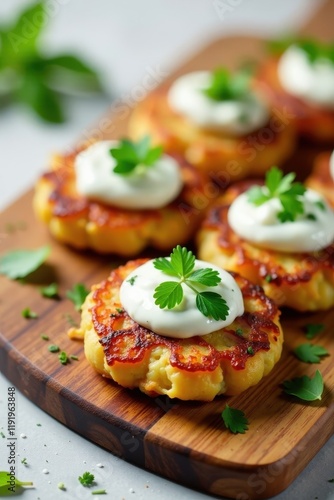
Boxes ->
[1,1,334,500]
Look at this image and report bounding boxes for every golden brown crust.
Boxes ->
[256,56,334,143]
[33,146,213,256]
[77,259,283,401]
[197,182,334,311]
[306,152,334,207]
[128,83,295,180]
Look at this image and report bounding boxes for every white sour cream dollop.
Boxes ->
[330,150,334,182]
[278,45,334,109]
[120,259,244,338]
[167,71,269,135]
[228,188,334,253]
[74,140,183,209]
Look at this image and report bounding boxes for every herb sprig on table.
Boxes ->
[0,1,103,122]
[153,245,230,321]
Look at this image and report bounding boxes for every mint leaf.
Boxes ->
[282,370,324,401]
[294,344,329,363]
[221,405,249,434]
[0,245,50,279]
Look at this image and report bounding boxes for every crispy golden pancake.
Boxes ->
[256,57,334,143]
[197,182,334,311]
[72,259,283,401]
[306,152,334,207]
[128,83,295,180]
[33,146,211,256]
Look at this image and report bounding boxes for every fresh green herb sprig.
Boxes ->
[66,283,89,311]
[0,2,103,122]
[247,167,307,223]
[110,136,163,175]
[221,405,249,434]
[153,246,229,321]
[21,307,38,319]
[293,344,329,364]
[0,245,50,279]
[282,370,324,401]
[40,283,59,299]
[268,37,334,64]
[304,323,324,340]
[78,471,95,487]
[203,67,252,102]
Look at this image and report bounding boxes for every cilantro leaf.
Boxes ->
[153,246,228,320]
[40,282,59,299]
[304,323,324,339]
[0,245,50,279]
[247,167,307,223]
[66,283,89,311]
[203,67,251,101]
[221,405,249,434]
[282,370,324,401]
[78,471,95,487]
[293,344,329,364]
[110,136,163,175]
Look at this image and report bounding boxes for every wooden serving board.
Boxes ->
[1,2,334,499]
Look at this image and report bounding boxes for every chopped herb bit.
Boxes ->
[221,404,249,434]
[63,313,79,328]
[36,423,42,427]
[116,307,124,313]
[40,282,59,299]
[21,457,28,465]
[70,355,79,361]
[304,323,324,339]
[153,246,229,320]
[110,136,163,175]
[0,245,50,279]
[58,351,69,365]
[22,307,38,319]
[294,343,329,363]
[92,490,107,495]
[247,167,306,223]
[306,213,317,221]
[58,482,66,490]
[328,478,334,483]
[203,67,252,101]
[78,471,95,487]
[282,370,324,401]
[315,200,326,211]
[127,275,137,285]
[235,328,243,336]
[247,346,254,355]
[0,431,5,438]
[48,344,60,353]
[66,283,89,311]
[41,334,49,341]
[265,274,273,282]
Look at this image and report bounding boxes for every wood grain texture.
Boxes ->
[1,2,334,499]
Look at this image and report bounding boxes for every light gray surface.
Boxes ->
[0,1,334,499]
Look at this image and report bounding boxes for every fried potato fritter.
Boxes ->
[306,152,334,207]
[73,259,283,401]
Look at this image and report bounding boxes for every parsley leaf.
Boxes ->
[203,67,251,101]
[40,282,59,299]
[304,323,324,339]
[110,136,163,175]
[153,246,229,320]
[0,245,50,279]
[78,471,95,487]
[282,370,324,401]
[21,308,38,319]
[247,167,307,223]
[58,351,69,365]
[221,405,249,434]
[66,283,89,311]
[293,344,329,364]
[268,37,334,64]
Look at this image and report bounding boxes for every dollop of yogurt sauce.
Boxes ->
[167,71,269,135]
[278,45,334,108]
[228,188,334,252]
[74,140,183,209]
[120,259,244,338]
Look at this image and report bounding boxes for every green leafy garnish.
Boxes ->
[70,355,79,361]
[48,345,60,353]
[0,2,103,122]
[203,67,251,101]
[41,334,49,341]
[0,245,50,279]
[78,471,95,487]
[127,275,137,286]
[221,405,249,434]
[0,471,33,493]
[58,351,69,365]
[247,167,307,222]
[21,458,28,466]
[92,490,107,495]
[66,283,89,311]
[153,246,229,321]
[21,307,38,319]
[304,323,324,340]
[110,136,163,175]
[268,37,334,64]
[294,344,329,364]
[40,283,59,299]
[282,370,324,401]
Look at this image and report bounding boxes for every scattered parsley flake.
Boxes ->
[0,245,50,279]
[36,423,42,427]
[0,431,5,438]
[221,405,249,434]
[40,282,59,299]
[282,370,324,401]
[59,351,69,365]
[247,346,254,355]
[293,344,329,363]
[110,136,163,175]
[304,323,324,339]
[48,344,60,353]
[265,274,273,282]
[78,471,95,487]
[70,355,79,361]
[116,307,124,313]
[315,200,326,211]
[41,334,49,341]
[127,275,137,286]
[21,457,28,465]
[66,283,89,311]
[235,328,243,337]
[328,478,334,483]
[153,246,229,321]
[22,307,38,319]
[247,167,307,223]
[92,490,107,495]
[63,313,79,328]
